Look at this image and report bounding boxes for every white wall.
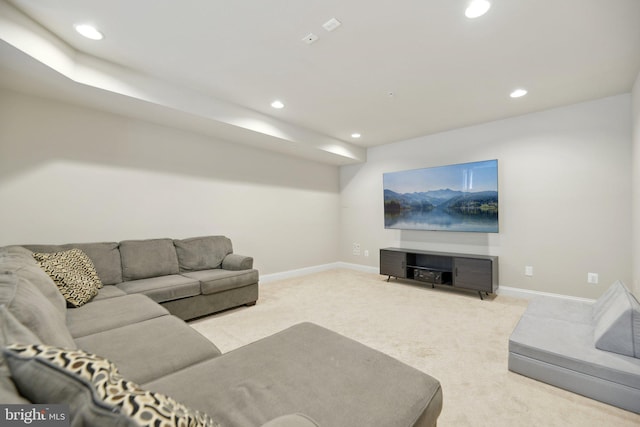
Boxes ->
[340,95,632,299]
[0,89,340,275]
[632,72,640,296]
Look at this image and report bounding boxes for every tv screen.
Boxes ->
[383,159,498,233]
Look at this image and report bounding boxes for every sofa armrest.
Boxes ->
[260,414,319,427]
[221,253,253,270]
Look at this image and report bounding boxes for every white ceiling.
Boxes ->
[1,0,639,164]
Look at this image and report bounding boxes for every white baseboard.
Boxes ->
[260,262,377,284]
[259,263,341,284]
[496,286,595,303]
[334,262,379,274]
[261,263,595,303]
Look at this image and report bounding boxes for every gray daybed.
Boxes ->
[508,280,640,413]
[0,242,444,426]
[21,235,259,320]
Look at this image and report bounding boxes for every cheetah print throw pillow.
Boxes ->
[33,248,102,307]
[3,344,218,427]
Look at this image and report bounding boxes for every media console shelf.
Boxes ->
[380,248,498,300]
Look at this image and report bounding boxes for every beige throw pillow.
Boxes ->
[3,344,218,427]
[33,248,102,307]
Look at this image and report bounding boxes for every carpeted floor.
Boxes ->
[190,269,640,426]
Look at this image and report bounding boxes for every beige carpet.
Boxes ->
[190,269,640,427]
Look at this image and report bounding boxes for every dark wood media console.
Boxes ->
[380,248,498,300]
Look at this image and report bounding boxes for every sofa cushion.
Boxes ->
[66,294,169,338]
[509,298,640,389]
[116,275,201,303]
[520,296,592,325]
[0,271,76,348]
[221,253,253,270]
[173,236,233,272]
[33,249,102,307]
[0,305,41,404]
[0,246,67,318]
[92,285,127,301]
[75,315,221,384]
[183,269,259,295]
[144,322,442,427]
[120,239,179,281]
[0,305,41,345]
[3,344,217,427]
[593,285,640,358]
[61,242,123,285]
[20,244,65,254]
[261,414,320,427]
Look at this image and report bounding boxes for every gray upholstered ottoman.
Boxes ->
[144,322,443,426]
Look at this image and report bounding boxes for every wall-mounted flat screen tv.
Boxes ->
[383,159,498,233]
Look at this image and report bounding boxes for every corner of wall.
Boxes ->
[632,71,640,296]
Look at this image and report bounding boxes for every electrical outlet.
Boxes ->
[587,273,599,284]
[364,250,369,257]
[525,266,533,277]
[352,243,361,256]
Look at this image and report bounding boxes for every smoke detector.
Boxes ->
[302,33,319,44]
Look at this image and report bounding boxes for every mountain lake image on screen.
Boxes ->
[383,159,498,232]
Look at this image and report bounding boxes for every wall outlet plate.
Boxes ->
[352,243,361,255]
[587,273,599,284]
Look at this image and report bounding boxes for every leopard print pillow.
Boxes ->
[4,344,218,427]
[33,248,103,307]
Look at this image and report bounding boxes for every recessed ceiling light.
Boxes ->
[322,18,342,32]
[465,0,491,19]
[351,133,361,139]
[510,88,528,98]
[271,100,284,109]
[74,23,104,40]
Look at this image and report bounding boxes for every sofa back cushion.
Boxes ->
[173,236,233,272]
[0,271,76,349]
[0,246,67,318]
[0,305,42,404]
[593,282,640,358]
[23,243,123,285]
[21,244,65,254]
[61,242,122,285]
[120,239,179,281]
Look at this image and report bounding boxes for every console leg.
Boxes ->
[478,291,484,301]
[386,275,391,282]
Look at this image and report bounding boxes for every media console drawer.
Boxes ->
[380,248,498,300]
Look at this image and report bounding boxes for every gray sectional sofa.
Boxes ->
[0,241,443,426]
[509,280,640,413]
[22,236,259,320]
